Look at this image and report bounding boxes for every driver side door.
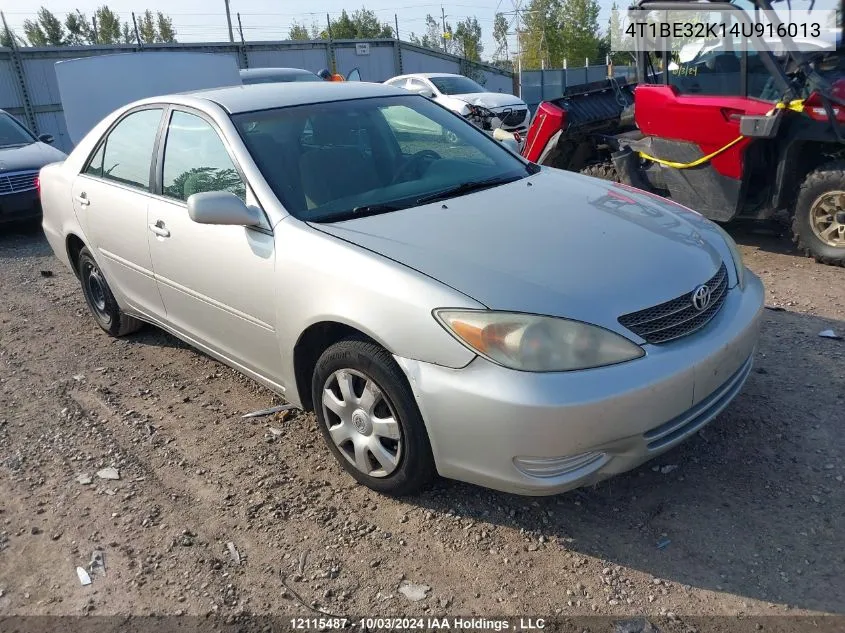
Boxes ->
[146,107,283,383]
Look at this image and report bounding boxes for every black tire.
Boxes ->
[580,161,619,182]
[77,247,144,336]
[311,338,436,496]
[792,161,845,267]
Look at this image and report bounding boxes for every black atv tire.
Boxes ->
[792,161,845,267]
[580,162,620,182]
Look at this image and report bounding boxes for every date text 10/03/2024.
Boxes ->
[290,617,547,630]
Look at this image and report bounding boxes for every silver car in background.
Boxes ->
[39,82,763,496]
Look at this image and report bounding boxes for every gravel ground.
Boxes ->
[0,223,843,628]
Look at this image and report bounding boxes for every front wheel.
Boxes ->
[792,162,845,267]
[311,338,435,496]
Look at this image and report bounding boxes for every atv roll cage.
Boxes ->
[629,0,845,137]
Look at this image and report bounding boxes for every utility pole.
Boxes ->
[237,12,245,45]
[326,13,335,73]
[224,0,234,43]
[91,15,98,43]
[131,11,141,46]
[237,12,248,69]
[394,13,399,41]
[514,2,522,98]
[441,6,447,52]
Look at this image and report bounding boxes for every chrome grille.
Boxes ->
[499,108,527,127]
[618,263,729,344]
[0,170,39,195]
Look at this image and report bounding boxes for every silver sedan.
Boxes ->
[40,82,763,496]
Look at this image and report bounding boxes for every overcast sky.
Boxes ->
[3,0,617,61]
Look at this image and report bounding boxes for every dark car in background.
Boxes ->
[0,109,67,225]
[239,68,323,84]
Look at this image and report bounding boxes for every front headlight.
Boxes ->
[714,225,746,289]
[434,310,645,372]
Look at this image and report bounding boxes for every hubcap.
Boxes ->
[321,369,402,478]
[809,191,845,248]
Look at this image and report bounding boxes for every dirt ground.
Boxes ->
[1,223,843,630]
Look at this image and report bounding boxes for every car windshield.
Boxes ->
[233,94,534,223]
[429,76,485,95]
[0,113,36,147]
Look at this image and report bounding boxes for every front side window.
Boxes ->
[97,108,163,189]
[234,94,532,222]
[429,76,485,95]
[85,143,105,177]
[0,113,36,147]
[162,111,246,202]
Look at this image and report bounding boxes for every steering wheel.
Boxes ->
[392,149,441,184]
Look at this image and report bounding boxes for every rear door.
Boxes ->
[145,107,281,381]
[72,106,166,318]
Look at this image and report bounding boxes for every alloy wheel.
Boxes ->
[810,191,845,248]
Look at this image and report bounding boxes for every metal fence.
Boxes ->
[0,39,514,153]
[520,65,636,113]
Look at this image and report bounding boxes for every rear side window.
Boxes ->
[94,108,163,189]
[162,110,246,202]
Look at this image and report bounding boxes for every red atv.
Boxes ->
[522,0,845,266]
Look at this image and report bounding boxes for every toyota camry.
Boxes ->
[39,82,763,496]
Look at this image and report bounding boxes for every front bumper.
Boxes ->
[395,272,764,495]
[0,189,41,225]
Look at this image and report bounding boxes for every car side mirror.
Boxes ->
[38,134,54,144]
[187,191,261,227]
[415,88,435,98]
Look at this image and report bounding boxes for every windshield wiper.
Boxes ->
[415,175,523,205]
[310,202,406,223]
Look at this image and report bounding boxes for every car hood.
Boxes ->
[0,142,66,173]
[448,92,526,109]
[311,169,726,334]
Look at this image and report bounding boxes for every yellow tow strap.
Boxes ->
[637,99,805,169]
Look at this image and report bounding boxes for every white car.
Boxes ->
[384,73,531,137]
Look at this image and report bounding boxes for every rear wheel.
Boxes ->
[580,162,619,182]
[792,162,845,267]
[77,247,143,336]
[312,338,435,496]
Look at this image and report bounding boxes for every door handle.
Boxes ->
[148,221,170,238]
[75,193,90,207]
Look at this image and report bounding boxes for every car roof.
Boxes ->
[150,81,408,114]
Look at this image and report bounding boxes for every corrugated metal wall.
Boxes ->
[0,39,514,152]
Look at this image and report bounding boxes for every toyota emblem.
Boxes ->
[691,284,712,311]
